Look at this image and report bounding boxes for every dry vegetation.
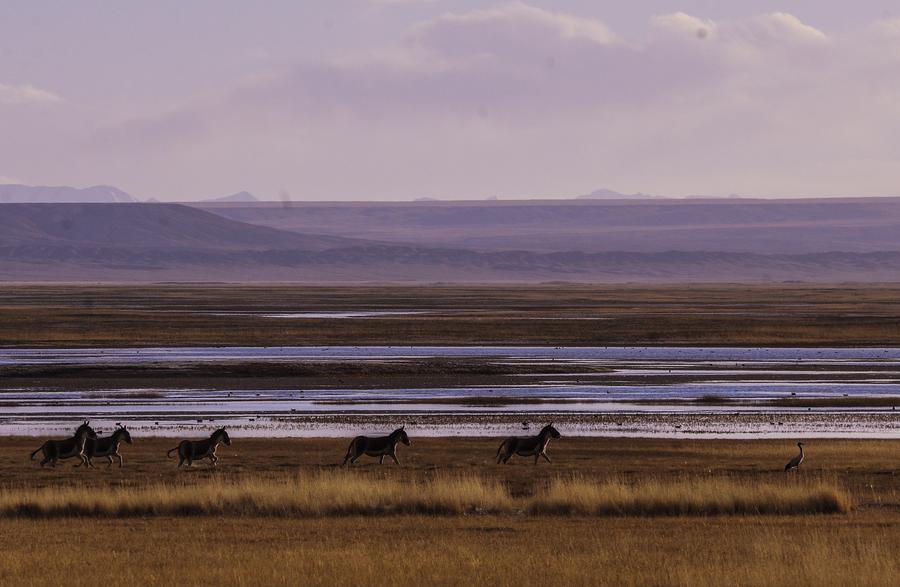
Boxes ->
[0,473,849,518]
[1,283,899,584]
[0,473,511,517]
[0,515,898,587]
[0,437,896,585]
[527,476,850,516]
[2,283,900,346]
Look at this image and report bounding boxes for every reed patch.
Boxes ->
[0,473,850,518]
[528,476,851,516]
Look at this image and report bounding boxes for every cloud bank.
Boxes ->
[7,3,900,199]
[0,83,62,105]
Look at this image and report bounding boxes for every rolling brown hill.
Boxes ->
[0,203,359,251]
[2,202,900,282]
[200,198,900,254]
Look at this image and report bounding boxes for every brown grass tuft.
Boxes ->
[528,476,851,516]
[0,473,850,518]
[0,472,511,518]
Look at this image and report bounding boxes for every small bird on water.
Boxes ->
[784,442,805,472]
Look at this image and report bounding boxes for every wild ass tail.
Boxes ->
[30,442,46,460]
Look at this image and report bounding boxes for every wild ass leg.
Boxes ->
[541,451,552,463]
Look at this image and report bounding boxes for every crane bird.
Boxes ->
[784,442,805,472]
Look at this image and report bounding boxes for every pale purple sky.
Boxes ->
[2,1,900,200]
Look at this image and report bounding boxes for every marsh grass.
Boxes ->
[0,472,850,518]
[528,475,851,516]
[0,472,511,518]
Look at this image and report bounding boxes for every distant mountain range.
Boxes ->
[201,198,900,255]
[0,203,356,251]
[0,184,137,203]
[201,191,259,203]
[0,183,259,204]
[3,201,900,282]
[577,188,662,200]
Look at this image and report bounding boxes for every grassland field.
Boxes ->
[2,284,900,585]
[3,283,900,347]
[0,437,897,586]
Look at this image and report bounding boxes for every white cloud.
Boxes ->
[741,12,828,43]
[0,83,62,105]
[83,4,900,198]
[650,12,717,41]
[145,6,834,121]
[409,2,618,55]
[0,176,21,185]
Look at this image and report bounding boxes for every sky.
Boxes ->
[2,0,900,201]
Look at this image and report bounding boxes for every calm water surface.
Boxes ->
[2,346,898,438]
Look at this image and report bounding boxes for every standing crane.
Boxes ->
[784,441,805,472]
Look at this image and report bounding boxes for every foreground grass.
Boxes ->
[0,515,896,587]
[0,438,893,586]
[0,472,849,518]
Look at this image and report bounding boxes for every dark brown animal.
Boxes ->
[496,423,561,464]
[30,421,97,467]
[79,425,133,468]
[343,426,411,465]
[167,428,231,467]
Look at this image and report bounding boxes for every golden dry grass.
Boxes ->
[0,473,511,517]
[0,438,895,586]
[0,515,897,587]
[0,472,849,518]
[529,475,850,516]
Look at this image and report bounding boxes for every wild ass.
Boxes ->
[496,423,561,464]
[167,428,231,467]
[30,421,97,468]
[343,426,411,466]
[78,425,133,468]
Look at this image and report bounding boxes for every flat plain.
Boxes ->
[1,284,899,585]
[3,283,900,347]
[0,437,898,586]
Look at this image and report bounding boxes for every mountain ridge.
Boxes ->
[3,201,900,282]
[0,184,137,204]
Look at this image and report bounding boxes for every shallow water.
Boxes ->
[3,345,900,365]
[257,310,432,319]
[2,346,899,437]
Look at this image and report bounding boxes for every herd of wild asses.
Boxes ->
[28,421,809,471]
